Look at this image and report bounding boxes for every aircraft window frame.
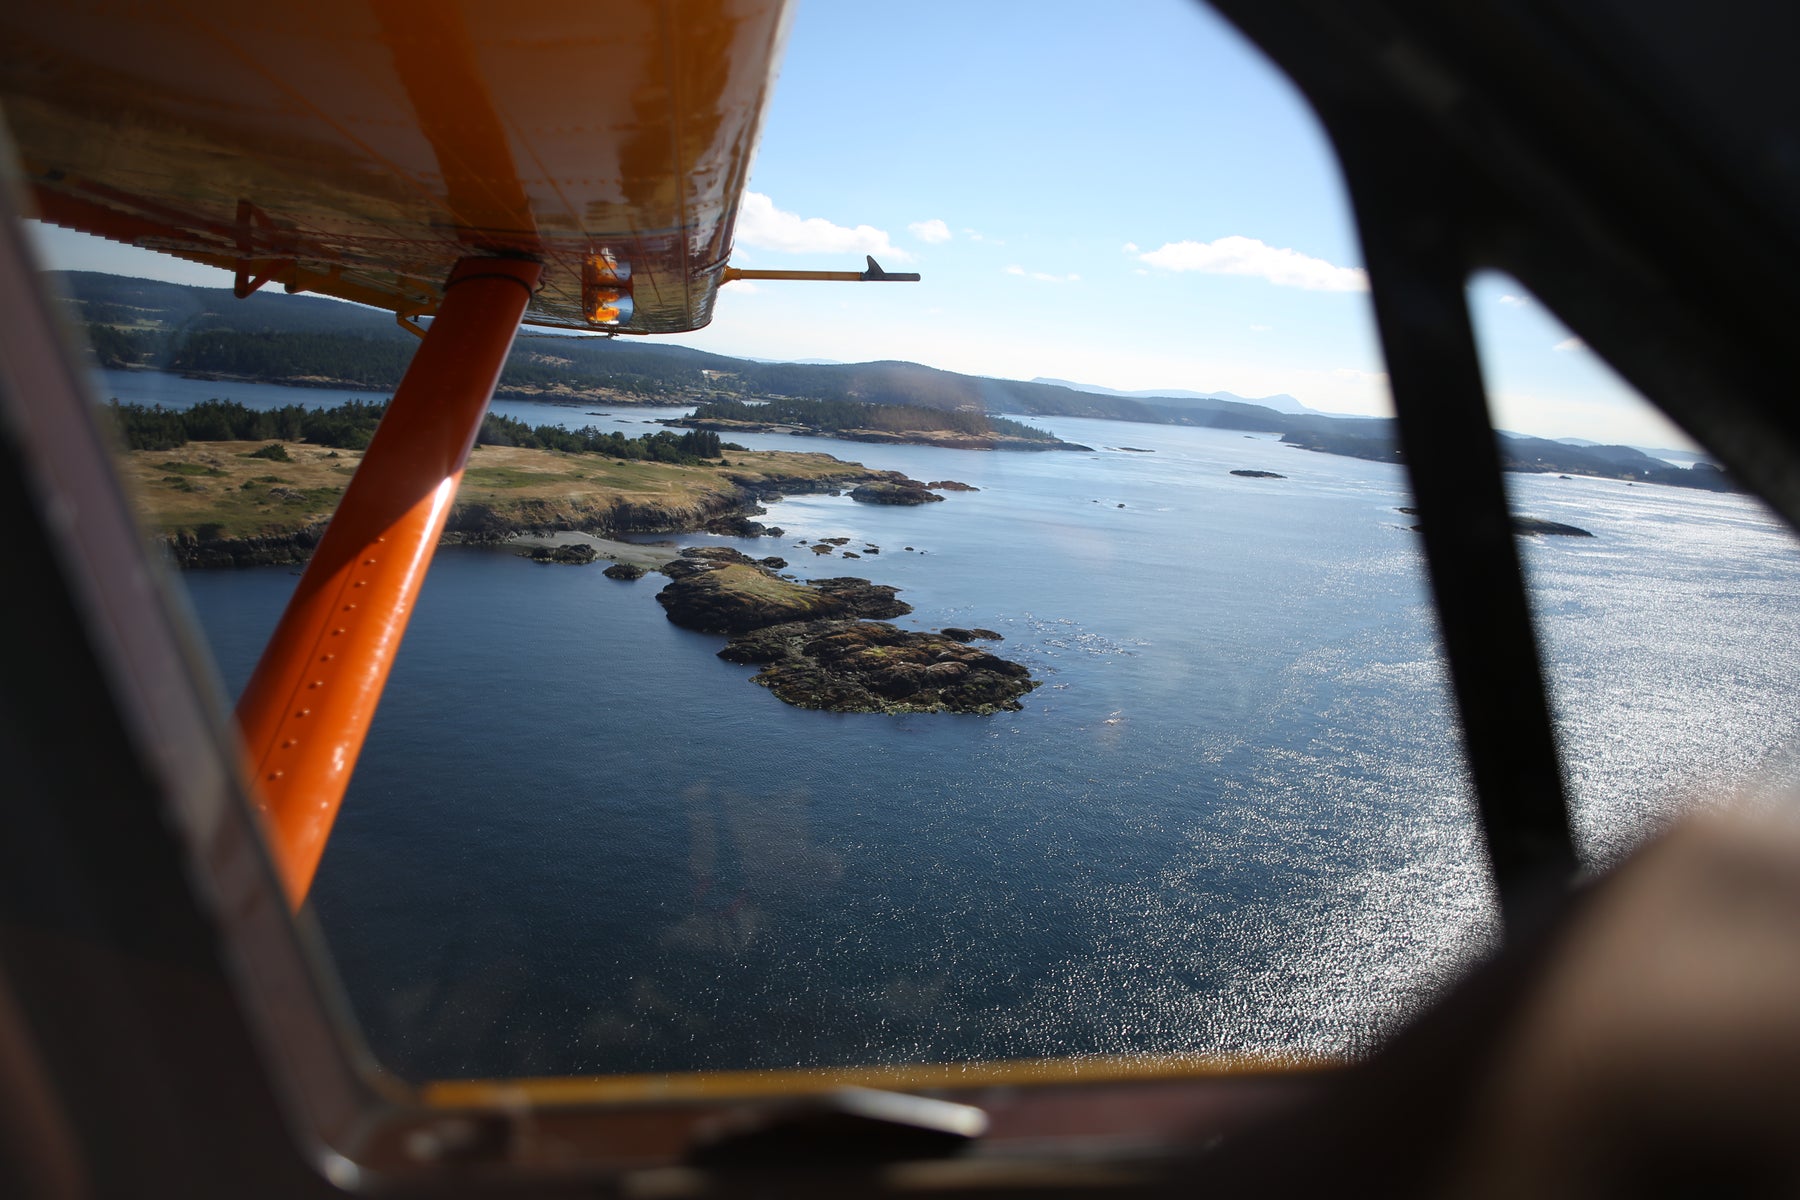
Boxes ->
[7,0,1800,1190]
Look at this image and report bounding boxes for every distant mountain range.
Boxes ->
[1032,377,1316,416]
[57,270,1733,491]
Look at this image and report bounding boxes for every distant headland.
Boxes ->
[663,397,1090,452]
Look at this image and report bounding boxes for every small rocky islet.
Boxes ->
[1396,506,1593,537]
[653,548,1037,715]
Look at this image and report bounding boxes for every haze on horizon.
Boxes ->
[21,0,1694,453]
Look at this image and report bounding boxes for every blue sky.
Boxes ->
[26,0,1687,448]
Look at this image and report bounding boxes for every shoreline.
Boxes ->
[502,530,681,569]
[126,440,921,568]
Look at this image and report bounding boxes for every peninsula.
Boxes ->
[111,399,918,567]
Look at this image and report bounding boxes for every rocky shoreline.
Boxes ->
[154,461,912,568]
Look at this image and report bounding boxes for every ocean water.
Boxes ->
[141,371,1800,1081]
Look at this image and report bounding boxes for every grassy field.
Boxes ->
[119,440,879,541]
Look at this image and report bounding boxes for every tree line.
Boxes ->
[105,399,726,465]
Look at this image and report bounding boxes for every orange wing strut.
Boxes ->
[235,257,541,909]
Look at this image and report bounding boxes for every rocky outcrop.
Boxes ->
[1396,507,1594,537]
[1230,469,1286,479]
[718,620,1038,714]
[655,562,909,634]
[165,528,324,568]
[702,512,770,537]
[526,543,598,565]
[851,480,944,506]
[652,556,1035,713]
[928,480,979,492]
[1511,516,1595,537]
[941,627,1003,642]
[603,562,648,580]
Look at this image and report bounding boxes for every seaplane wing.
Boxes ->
[0,0,792,332]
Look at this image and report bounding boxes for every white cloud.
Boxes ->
[908,218,951,244]
[734,192,912,261]
[1137,235,1367,292]
[1005,264,1079,283]
[1249,323,1272,332]
[1499,293,1531,307]
[1554,336,1586,352]
[721,278,761,294]
[1121,241,1139,254]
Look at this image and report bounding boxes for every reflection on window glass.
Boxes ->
[41,1,1533,1083]
[1469,272,1800,869]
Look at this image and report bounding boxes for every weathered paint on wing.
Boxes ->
[0,0,793,332]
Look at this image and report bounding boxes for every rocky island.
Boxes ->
[850,480,943,505]
[653,548,1038,714]
[1396,507,1593,537]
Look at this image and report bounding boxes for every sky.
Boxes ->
[25,0,1690,449]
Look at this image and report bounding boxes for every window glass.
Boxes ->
[39,2,1517,1082]
[1468,272,1800,869]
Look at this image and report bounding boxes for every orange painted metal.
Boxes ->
[0,0,792,333]
[235,257,540,908]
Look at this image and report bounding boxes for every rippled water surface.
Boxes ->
[151,372,1800,1079]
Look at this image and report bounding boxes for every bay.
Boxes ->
[150,371,1800,1081]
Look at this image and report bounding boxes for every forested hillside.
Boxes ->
[56,271,1292,428]
[60,271,1734,490]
